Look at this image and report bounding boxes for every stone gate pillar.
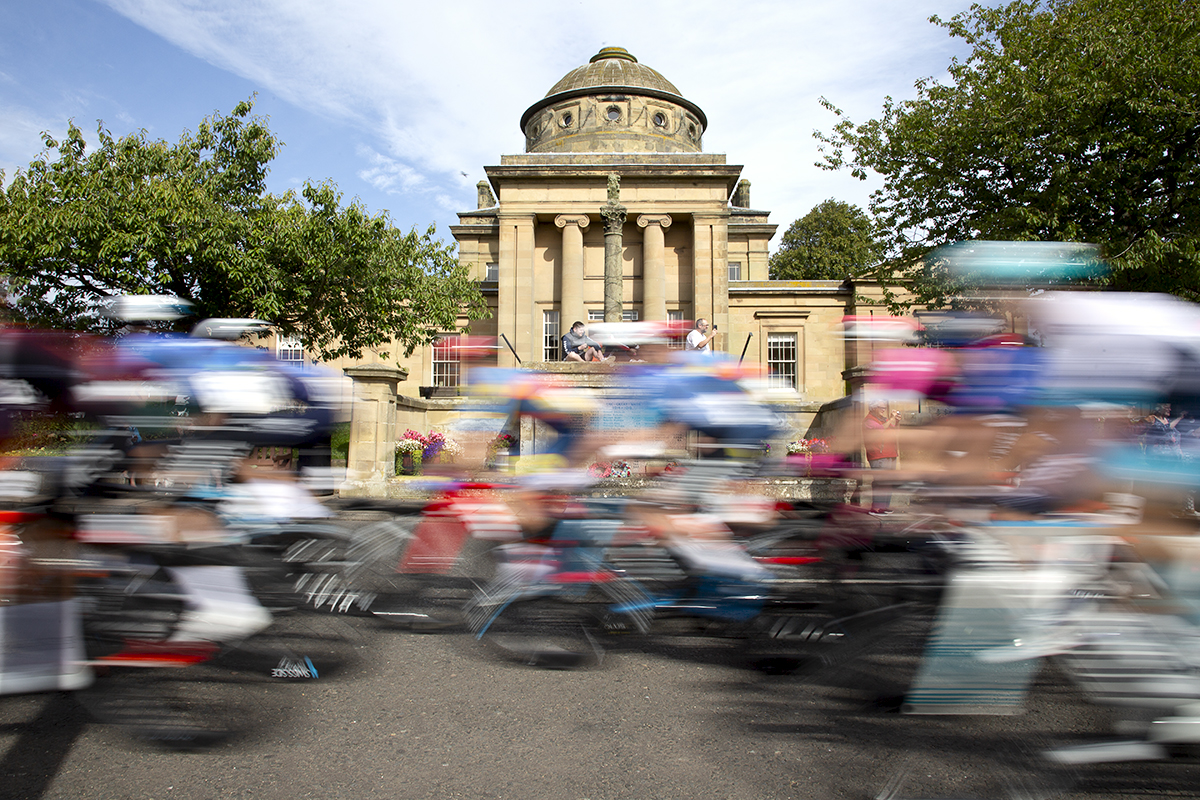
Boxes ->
[343,364,408,493]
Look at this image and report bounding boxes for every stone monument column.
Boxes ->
[342,363,408,494]
[637,214,672,321]
[554,214,590,330]
[600,174,627,323]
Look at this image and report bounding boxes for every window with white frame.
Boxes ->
[432,334,460,387]
[588,309,639,322]
[668,310,685,349]
[543,310,561,361]
[276,336,303,363]
[766,332,798,390]
[485,263,499,281]
[728,261,742,281]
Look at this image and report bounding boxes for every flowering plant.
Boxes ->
[397,428,462,461]
[588,460,632,479]
[488,433,516,453]
[440,435,464,458]
[396,431,426,475]
[422,430,446,460]
[484,433,517,469]
[787,438,829,456]
[396,437,425,455]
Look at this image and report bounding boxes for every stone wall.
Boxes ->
[339,359,846,496]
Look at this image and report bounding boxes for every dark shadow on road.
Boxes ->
[0,692,89,800]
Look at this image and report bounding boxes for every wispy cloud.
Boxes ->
[357,147,428,195]
[0,103,59,180]
[97,0,973,236]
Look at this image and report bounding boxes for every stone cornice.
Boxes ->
[729,280,851,296]
[450,223,500,237]
[500,152,729,165]
[726,222,778,238]
[344,364,409,383]
[754,310,811,319]
[496,212,539,225]
[482,161,743,202]
[486,162,742,181]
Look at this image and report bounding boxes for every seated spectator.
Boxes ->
[561,321,611,362]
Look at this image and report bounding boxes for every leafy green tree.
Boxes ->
[816,0,1200,309]
[0,100,488,360]
[769,199,881,281]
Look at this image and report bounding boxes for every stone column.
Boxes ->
[637,214,672,321]
[497,213,537,365]
[692,215,714,328]
[555,214,590,330]
[342,364,408,495]
[692,213,730,352]
[600,174,627,323]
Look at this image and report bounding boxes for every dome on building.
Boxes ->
[543,47,684,97]
[521,47,707,155]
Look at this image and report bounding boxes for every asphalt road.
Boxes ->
[2,611,1199,800]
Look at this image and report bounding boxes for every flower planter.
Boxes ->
[786,453,814,477]
[398,453,422,475]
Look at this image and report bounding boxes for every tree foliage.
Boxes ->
[769,199,881,281]
[0,100,488,359]
[816,0,1200,309]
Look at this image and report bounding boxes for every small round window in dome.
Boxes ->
[560,112,573,128]
[652,112,667,128]
[606,106,621,122]
[688,123,697,138]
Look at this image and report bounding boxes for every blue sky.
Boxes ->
[1,0,974,247]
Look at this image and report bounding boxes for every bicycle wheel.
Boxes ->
[477,594,609,668]
[745,599,920,676]
[338,514,496,631]
[211,605,366,682]
[282,515,411,615]
[74,547,186,659]
[230,520,357,615]
[473,576,653,669]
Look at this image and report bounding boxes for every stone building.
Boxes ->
[448,46,852,396]
[331,46,873,485]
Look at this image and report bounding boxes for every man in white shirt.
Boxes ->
[685,318,717,354]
